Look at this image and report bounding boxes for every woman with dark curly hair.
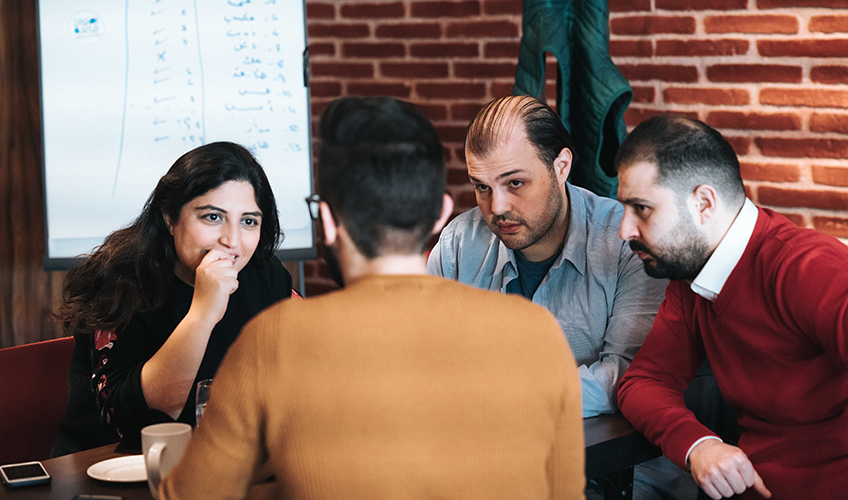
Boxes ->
[52,142,294,455]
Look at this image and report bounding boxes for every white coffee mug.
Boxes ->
[142,422,192,498]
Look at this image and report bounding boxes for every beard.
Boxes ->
[629,220,711,281]
[322,242,345,288]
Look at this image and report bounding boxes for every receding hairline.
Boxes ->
[465,95,548,158]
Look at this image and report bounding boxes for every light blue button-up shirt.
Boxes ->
[428,183,668,416]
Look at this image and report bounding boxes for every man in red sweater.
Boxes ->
[615,115,848,500]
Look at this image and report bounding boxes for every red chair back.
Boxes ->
[0,337,75,464]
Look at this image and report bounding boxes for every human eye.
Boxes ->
[632,204,650,218]
[201,212,223,222]
[508,179,525,189]
[473,183,490,193]
[241,217,261,228]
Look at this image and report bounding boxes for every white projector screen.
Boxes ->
[37,0,315,269]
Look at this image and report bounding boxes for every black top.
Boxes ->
[52,258,292,456]
[505,251,559,300]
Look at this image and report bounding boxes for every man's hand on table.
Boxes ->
[689,439,772,499]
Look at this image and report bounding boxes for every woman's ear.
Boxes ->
[162,212,175,235]
[432,193,454,235]
[319,202,338,246]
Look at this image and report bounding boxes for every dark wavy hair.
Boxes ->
[56,141,281,335]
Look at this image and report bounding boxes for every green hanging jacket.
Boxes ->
[513,0,631,199]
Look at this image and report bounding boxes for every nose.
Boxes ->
[619,210,639,242]
[219,221,240,249]
[490,188,511,216]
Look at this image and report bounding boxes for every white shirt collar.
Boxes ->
[690,198,759,301]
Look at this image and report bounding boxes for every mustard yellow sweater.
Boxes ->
[161,274,584,499]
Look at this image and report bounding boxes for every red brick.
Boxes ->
[306,3,335,19]
[618,64,698,82]
[452,102,487,121]
[663,87,750,105]
[483,0,523,14]
[484,41,520,58]
[725,136,751,156]
[624,108,699,127]
[418,83,487,99]
[436,125,470,142]
[813,216,848,238]
[811,66,848,85]
[707,64,801,83]
[610,16,695,35]
[778,212,806,227]
[343,42,405,58]
[411,42,479,58]
[446,21,519,38]
[758,0,848,7]
[447,167,471,185]
[381,62,449,79]
[656,39,749,56]
[341,2,405,18]
[758,186,848,210]
[705,15,798,34]
[758,39,848,58]
[657,0,746,8]
[346,82,412,98]
[812,165,848,187]
[312,100,332,117]
[308,42,335,56]
[632,86,655,103]
[760,88,848,108]
[455,189,477,208]
[707,111,800,131]
[610,40,653,57]
[739,161,801,182]
[810,113,848,134]
[376,23,442,38]
[756,138,848,159]
[490,82,515,97]
[411,1,480,17]
[609,0,651,11]
[309,81,342,97]
[311,62,373,78]
[809,16,848,33]
[422,104,450,122]
[308,23,370,38]
[455,62,516,79]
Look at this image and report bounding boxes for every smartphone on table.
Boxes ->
[0,461,51,488]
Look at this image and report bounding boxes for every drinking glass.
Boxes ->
[195,378,212,426]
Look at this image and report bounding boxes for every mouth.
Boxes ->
[496,222,522,234]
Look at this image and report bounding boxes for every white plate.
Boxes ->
[86,455,147,482]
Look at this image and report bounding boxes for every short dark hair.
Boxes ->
[318,96,446,258]
[465,95,577,169]
[58,141,281,334]
[615,115,745,208]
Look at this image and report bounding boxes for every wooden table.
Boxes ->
[1,413,659,500]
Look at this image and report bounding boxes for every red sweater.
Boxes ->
[618,208,848,499]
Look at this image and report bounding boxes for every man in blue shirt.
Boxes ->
[428,95,667,418]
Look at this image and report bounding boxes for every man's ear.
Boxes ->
[691,184,719,225]
[553,147,573,184]
[319,202,338,246]
[432,194,455,235]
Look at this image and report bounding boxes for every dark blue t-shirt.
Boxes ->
[505,251,558,299]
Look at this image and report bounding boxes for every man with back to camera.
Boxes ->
[428,95,668,418]
[616,115,848,499]
[158,96,586,500]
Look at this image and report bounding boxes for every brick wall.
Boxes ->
[301,0,848,295]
